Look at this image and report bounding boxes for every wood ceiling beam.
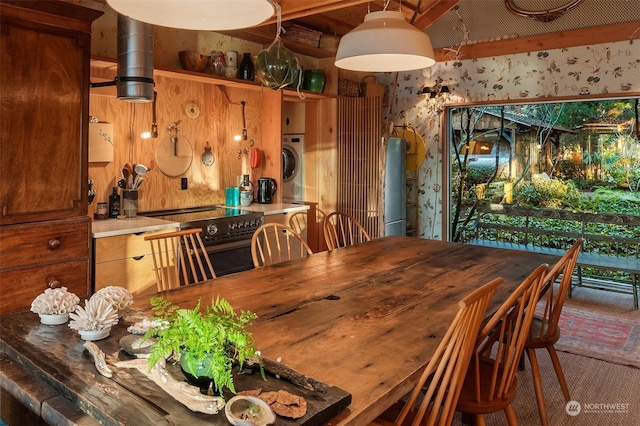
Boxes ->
[434,21,639,61]
[263,0,372,26]
[412,0,461,29]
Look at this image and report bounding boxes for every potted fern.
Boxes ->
[145,296,261,396]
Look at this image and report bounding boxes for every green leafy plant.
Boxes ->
[145,296,260,396]
[512,176,580,209]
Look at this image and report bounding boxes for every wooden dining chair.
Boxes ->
[525,238,583,426]
[455,263,548,426]
[370,277,503,426]
[144,228,216,292]
[323,211,371,251]
[251,223,313,268]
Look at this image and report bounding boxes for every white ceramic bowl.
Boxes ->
[225,395,275,426]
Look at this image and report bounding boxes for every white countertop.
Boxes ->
[236,202,310,215]
[92,216,180,238]
[92,203,309,238]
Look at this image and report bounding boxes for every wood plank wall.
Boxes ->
[88,67,275,212]
[337,97,383,239]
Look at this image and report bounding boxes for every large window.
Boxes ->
[446,99,640,242]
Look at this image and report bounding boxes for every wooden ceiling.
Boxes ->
[223,0,637,61]
[262,0,454,35]
[89,0,638,61]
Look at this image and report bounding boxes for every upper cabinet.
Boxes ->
[0,1,102,225]
[0,1,102,314]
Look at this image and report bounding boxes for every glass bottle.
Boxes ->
[209,50,225,76]
[237,52,255,81]
[108,187,120,218]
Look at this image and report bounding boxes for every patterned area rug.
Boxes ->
[555,286,640,368]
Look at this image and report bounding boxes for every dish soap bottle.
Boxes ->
[108,187,120,218]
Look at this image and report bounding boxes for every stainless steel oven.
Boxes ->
[145,206,264,277]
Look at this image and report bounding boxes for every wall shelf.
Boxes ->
[90,57,335,101]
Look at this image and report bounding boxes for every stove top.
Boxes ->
[148,207,249,223]
[145,205,263,244]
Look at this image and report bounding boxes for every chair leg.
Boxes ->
[474,414,487,426]
[518,351,525,371]
[504,404,518,426]
[527,348,549,426]
[547,345,570,401]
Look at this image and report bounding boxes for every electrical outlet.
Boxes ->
[181,177,188,190]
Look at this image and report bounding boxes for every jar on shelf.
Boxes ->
[237,52,255,81]
[209,50,225,76]
[302,69,325,93]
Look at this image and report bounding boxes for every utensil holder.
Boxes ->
[123,190,138,218]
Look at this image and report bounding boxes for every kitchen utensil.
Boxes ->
[201,142,215,166]
[155,133,193,177]
[134,164,149,176]
[132,175,144,190]
[256,177,277,204]
[250,148,261,168]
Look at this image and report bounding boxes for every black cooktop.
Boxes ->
[145,205,257,223]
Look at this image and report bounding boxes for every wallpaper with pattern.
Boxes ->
[377,40,640,240]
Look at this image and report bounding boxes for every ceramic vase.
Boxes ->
[180,352,216,393]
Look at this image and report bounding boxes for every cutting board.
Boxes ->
[155,134,193,177]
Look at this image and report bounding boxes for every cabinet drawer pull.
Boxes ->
[48,279,61,289]
[48,238,62,250]
[132,255,145,261]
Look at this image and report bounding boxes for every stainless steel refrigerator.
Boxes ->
[384,137,407,236]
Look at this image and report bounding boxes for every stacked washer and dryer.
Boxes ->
[282,133,305,203]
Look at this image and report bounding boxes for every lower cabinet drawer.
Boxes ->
[0,218,90,269]
[94,228,177,263]
[0,260,89,314]
[94,256,158,297]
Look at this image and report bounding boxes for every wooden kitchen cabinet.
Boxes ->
[94,229,177,297]
[0,2,102,313]
[0,218,91,314]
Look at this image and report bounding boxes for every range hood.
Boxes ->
[91,15,154,102]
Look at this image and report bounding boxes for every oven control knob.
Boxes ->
[207,224,218,235]
[230,222,237,230]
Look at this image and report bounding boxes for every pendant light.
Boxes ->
[106,0,275,31]
[335,11,435,72]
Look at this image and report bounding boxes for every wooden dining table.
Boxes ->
[0,237,559,425]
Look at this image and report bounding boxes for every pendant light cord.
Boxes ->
[268,2,284,51]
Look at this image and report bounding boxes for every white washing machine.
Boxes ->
[282,133,304,202]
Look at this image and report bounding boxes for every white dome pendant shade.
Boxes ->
[335,11,436,72]
[106,0,275,31]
